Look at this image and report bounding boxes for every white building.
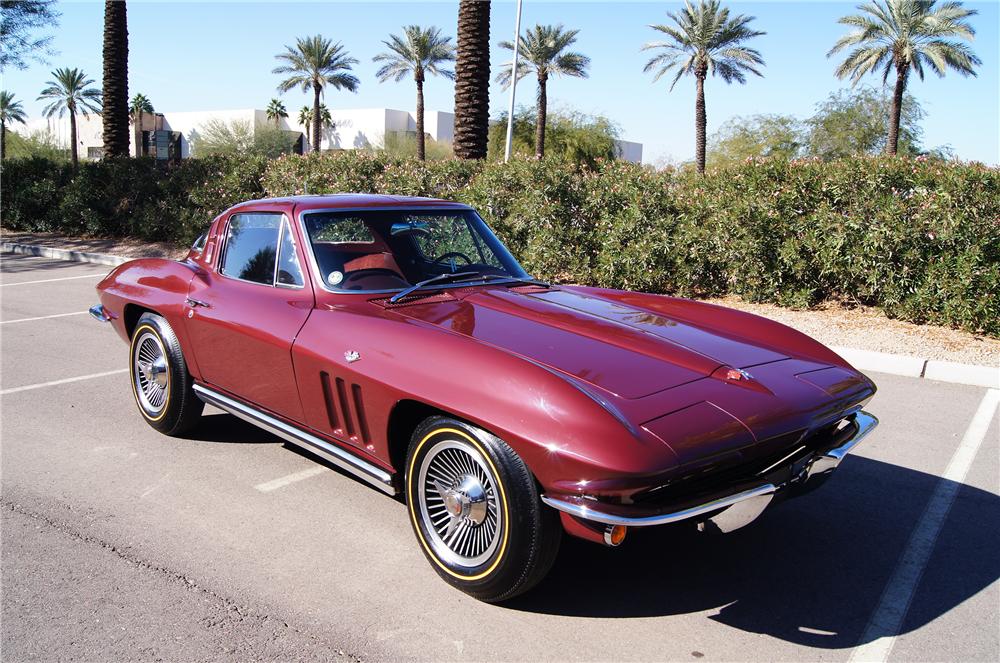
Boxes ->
[17,107,641,162]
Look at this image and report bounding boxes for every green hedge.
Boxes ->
[3,153,997,335]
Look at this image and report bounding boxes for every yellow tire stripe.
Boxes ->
[129,323,171,423]
[407,427,510,581]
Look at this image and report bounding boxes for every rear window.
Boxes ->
[220,213,281,284]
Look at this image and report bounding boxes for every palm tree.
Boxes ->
[128,93,153,157]
[101,0,129,157]
[829,0,980,155]
[37,67,102,168]
[1,91,28,160]
[373,26,455,160]
[642,0,765,174]
[273,35,359,153]
[298,105,313,144]
[453,0,491,159]
[498,25,589,159]
[266,98,288,127]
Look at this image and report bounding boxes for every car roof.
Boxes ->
[228,193,469,214]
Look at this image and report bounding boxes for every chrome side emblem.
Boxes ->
[344,350,360,363]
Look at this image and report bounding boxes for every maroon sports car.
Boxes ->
[92,194,878,602]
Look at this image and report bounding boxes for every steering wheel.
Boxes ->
[432,251,474,269]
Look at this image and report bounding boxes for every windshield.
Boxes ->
[301,208,529,292]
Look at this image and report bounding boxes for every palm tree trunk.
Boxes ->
[887,64,907,156]
[70,110,79,169]
[1,122,6,161]
[695,72,707,174]
[312,83,322,153]
[101,0,129,157]
[454,0,491,160]
[415,76,426,161]
[535,75,547,159]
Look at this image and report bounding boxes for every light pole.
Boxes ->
[503,0,523,163]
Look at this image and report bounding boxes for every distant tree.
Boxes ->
[297,105,312,143]
[266,98,288,126]
[4,126,67,161]
[806,87,925,159]
[316,103,333,138]
[453,0,491,159]
[497,24,590,159]
[373,25,455,160]
[0,0,60,71]
[829,0,980,155]
[37,67,102,168]
[128,92,153,157]
[379,131,453,160]
[707,114,804,167]
[643,0,765,174]
[101,0,129,157]
[191,118,295,159]
[0,90,27,160]
[273,35,359,152]
[487,107,620,167]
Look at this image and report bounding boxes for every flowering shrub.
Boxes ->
[2,153,996,335]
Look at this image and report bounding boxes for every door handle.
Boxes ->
[185,297,211,308]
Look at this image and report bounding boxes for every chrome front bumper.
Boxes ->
[542,411,878,532]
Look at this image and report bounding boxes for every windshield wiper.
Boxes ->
[477,274,551,288]
[389,271,481,303]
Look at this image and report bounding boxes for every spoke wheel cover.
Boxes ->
[417,439,503,568]
[133,330,169,417]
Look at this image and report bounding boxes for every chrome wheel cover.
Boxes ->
[417,439,503,568]
[133,330,169,416]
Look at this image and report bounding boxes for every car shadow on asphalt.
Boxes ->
[505,455,1000,650]
[180,413,282,444]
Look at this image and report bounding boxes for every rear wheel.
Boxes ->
[129,312,203,435]
[405,416,560,602]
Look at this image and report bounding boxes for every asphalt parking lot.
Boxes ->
[1,251,998,662]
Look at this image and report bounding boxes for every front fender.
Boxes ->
[291,304,681,495]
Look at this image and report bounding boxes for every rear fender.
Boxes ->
[97,258,202,379]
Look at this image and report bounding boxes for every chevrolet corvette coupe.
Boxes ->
[92,194,878,602]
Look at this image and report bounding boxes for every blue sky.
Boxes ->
[4,0,998,164]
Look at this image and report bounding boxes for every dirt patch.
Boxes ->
[704,296,999,367]
[2,230,187,260]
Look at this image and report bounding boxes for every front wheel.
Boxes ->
[129,312,203,436]
[405,417,561,602]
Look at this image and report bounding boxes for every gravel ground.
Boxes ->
[3,230,996,366]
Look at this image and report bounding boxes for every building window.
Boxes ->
[87,147,104,159]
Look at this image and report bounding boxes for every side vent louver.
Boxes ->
[320,372,371,445]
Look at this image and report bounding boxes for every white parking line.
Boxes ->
[0,369,129,395]
[0,274,103,287]
[850,388,1000,663]
[254,466,327,492]
[0,311,88,325]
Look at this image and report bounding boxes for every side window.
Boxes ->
[220,213,281,285]
[276,219,304,287]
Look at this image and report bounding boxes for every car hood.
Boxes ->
[388,285,790,399]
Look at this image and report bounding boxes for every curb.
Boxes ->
[4,240,998,390]
[2,241,128,267]
[832,346,998,390]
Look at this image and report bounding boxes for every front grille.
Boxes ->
[633,419,847,506]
